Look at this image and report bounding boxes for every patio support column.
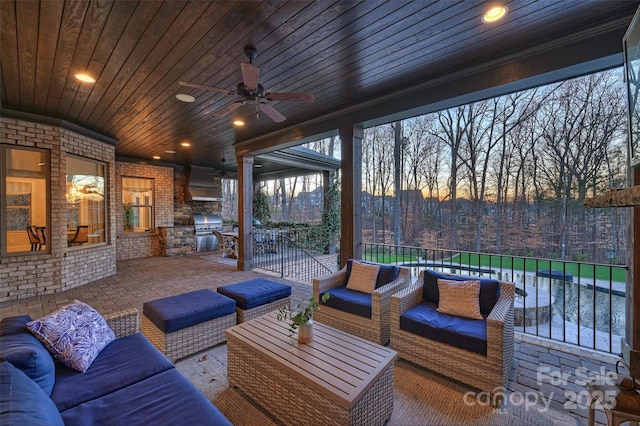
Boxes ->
[623,165,640,376]
[236,154,254,271]
[339,124,363,267]
[323,170,336,255]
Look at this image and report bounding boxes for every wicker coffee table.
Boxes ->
[225,311,397,426]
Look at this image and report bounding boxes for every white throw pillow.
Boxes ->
[436,278,483,320]
[346,261,380,294]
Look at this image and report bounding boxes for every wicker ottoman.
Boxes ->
[217,278,291,323]
[142,289,236,362]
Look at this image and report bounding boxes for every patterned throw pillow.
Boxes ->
[436,279,483,320]
[345,261,381,294]
[26,300,115,373]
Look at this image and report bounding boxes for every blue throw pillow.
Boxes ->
[0,317,55,396]
[346,259,400,289]
[0,361,64,426]
[423,269,500,316]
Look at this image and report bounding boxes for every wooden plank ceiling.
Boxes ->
[1,0,638,174]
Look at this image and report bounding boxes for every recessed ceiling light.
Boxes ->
[180,142,191,147]
[482,6,508,23]
[233,119,245,126]
[75,73,96,83]
[165,150,176,154]
[176,93,195,103]
[37,162,46,166]
[153,155,161,160]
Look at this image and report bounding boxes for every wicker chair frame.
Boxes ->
[390,271,514,398]
[313,265,411,345]
[104,308,140,338]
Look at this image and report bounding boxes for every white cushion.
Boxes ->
[346,261,380,294]
[26,300,115,372]
[436,278,483,320]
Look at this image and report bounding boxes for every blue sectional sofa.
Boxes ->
[0,308,231,426]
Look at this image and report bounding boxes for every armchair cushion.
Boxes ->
[400,301,487,355]
[423,269,500,316]
[436,278,483,320]
[320,286,372,318]
[347,259,400,289]
[346,261,380,293]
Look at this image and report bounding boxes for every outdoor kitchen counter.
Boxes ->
[157,226,196,257]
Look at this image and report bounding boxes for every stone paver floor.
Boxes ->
[0,254,623,425]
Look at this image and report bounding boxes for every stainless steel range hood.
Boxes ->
[184,166,222,202]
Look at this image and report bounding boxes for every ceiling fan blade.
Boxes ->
[241,63,259,91]
[266,92,314,103]
[178,81,234,95]
[259,103,286,123]
[214,101,245,117]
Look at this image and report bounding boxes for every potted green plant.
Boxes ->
[277,293,330,343]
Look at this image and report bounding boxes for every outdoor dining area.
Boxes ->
[0,253,625,426]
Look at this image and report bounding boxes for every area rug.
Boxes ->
[175,344,579,426]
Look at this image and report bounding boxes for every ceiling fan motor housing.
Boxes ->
[237,82,265,98]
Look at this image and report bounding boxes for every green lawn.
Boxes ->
[362,250,626,282]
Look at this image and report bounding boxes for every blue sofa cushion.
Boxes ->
[51,333,174,412]
[0,361,64,426]
[217,279,291,310]
[0,317,55,396]
[143,289,236,333]
[0,315,33,336]
[320,286,371,318]
[400,301,488,355]
[423,269,500,316]
[347,259,400,289]
[59,368,232,426]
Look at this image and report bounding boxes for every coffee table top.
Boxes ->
[225,311,397,409]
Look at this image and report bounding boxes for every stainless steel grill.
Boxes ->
[191,214,223,253]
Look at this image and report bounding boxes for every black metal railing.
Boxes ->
[252,227,338,284]
[362,242,628,355]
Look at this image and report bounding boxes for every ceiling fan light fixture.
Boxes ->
[482,6,508,23]
[233,119,245,126]
[176,93,195,102]
[75,73,96,83]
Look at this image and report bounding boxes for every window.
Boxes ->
[66,156,106,247]
[2,146,50,254]
[122,177,153,232]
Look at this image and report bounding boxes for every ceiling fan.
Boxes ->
[178,46,314,123]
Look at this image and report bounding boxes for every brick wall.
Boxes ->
[0,117,117,302]
[115,162,173,260]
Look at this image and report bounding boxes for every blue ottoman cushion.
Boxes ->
[217,279,291,310]
[143,289,235,333]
